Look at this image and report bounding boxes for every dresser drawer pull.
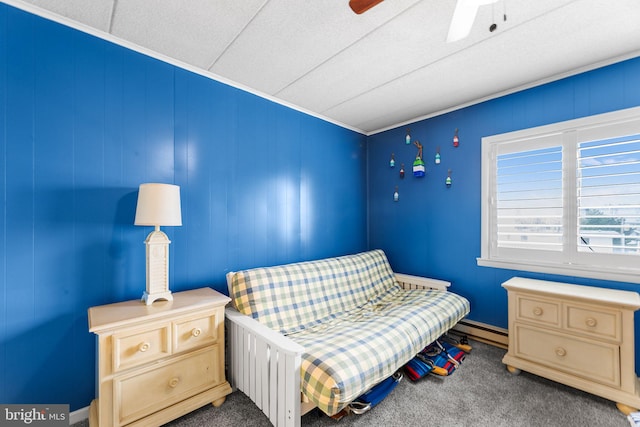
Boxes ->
[191,327,202,337]
[168,377,180,388]
[555,347,567,357]
[532,307,544,316]
[585,317,598,327]
[138,342,151,353]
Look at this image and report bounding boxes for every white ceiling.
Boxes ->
[7,0,640,134]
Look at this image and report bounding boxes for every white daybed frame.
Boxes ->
[225,273,450,427]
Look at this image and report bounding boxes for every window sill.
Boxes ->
[476,257,640,285]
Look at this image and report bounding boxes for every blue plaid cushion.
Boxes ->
[230,250,398,334]
[290,287,470,415]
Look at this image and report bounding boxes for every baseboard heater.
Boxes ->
[453,319,508,349]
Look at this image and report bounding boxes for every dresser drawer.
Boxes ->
[114,345,221,425]
[565,304,621,342]
[514,324,620,387]
[515,295,560,328]
[173,310,219,353]
[112,324,171,372]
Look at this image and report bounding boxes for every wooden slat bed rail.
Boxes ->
[225,307,305,427]
[395,273,450,290]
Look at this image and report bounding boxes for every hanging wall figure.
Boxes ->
[406,128,411,145]
[435,146,441,164]
[446,169,452,187]
[413,141,425,177]
[390,153,395,167]
[453,128,460,147]
[394,186,399,202]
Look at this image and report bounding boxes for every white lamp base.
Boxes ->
[141,228,173,305]
[142,290,173,305]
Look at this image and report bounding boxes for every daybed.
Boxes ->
[225,249,470,427]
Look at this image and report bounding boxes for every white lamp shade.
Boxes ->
[134,183,182,226]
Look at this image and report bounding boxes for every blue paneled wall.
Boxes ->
[367,56,640,361]
[0,5,367,410]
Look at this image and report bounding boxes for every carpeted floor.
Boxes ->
[73,340,628,426]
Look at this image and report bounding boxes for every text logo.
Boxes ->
[0,405,68,426]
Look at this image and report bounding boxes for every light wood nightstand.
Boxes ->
[88,287,232,427]
[502,277,640,415]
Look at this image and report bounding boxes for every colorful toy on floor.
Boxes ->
[420,340,467,375]
[441,331,472,353]
[348,371,403,415]
[405,353,448,380]
[405,335,471,381]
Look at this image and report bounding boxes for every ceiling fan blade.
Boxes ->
[349,0,384,14]
[447,0,499,43]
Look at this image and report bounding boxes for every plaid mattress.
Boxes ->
[229,250,470,416]
[231,250,397,334]
[289,287,469,415]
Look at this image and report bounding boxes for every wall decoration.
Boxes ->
[412,141,425,177]
[446,169,452,187]
[435,146,441,164]
[405,128,411,144]
[394,186,399,202]
[453,128,460,147]
[400,164,405,179]
[389,153,395,167]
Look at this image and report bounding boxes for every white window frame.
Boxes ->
[478,106,640,284]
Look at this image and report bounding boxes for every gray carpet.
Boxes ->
[74,340,627,426]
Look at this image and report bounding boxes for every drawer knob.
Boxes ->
[169,377,180,388]
[138,342,151,353]
[585,317,598,327]
[191,327,202,337]
[533,307,544,316]
[555,347,567,357]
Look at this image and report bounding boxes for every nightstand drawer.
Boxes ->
[115,345,221,425]
[516,295,560,328]
[514,324,620,387]
[112,324,171,372]
[565,304,621,342]
[173,310,219,353]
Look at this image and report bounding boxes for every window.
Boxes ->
[479,107,640,284]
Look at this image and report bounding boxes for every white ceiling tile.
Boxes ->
[110,0,267,69]
[209,0,423,95]
[20,0,115,32]
[275,1,453,113]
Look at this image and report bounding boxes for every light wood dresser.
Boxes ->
[88,287,232,426]
[502,277,640,414]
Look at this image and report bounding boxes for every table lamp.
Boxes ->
[134,183,182,305]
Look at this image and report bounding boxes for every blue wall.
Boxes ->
[0,5,367,411]
[367,56,640,355]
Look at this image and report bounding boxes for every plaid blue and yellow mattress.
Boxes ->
[230,249,470,416]
[287,287,470,415]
